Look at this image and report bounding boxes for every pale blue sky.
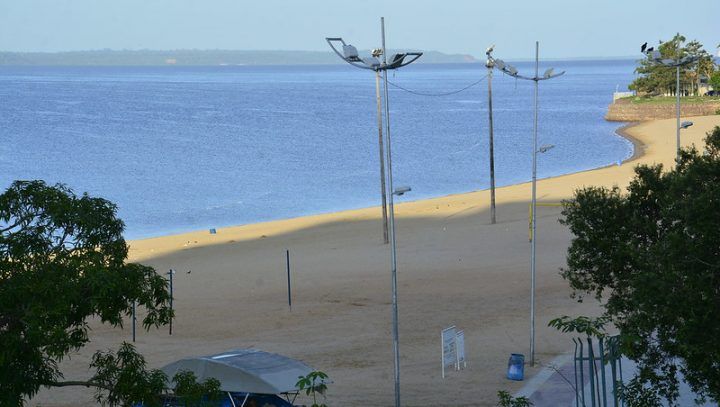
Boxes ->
[1,0,718,59]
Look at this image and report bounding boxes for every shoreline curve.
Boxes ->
[128,122,643,248]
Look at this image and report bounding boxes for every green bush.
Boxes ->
[497,390,533,407]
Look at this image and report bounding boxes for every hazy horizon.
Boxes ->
[1,0,718,60]
[0,48,647,62]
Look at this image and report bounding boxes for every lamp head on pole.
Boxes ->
[680,121,694,129]
[326,37,422,71]
[537,144,555,154]
[393,186,412,196]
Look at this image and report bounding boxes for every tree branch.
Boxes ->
[46,380,112,391]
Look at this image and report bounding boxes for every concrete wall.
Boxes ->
[606,100,720,122]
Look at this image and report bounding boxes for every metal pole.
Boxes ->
[132,300,136,342]
[487,60,496,224]
[588,337,597,407]
[375,71,390,244]
[530,40,539,367]
[381,16,401,407]
[676,65,681,163]
[286,249,292,309]
[599,338,608,407]
[579,339,586,407]
[169,269,173,335]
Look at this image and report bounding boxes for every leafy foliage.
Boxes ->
[172,370,223,407]
[90,342,167,407]
[618,377,663,407]
[710,71,720,92]
[630,33,716,96]
[0,180,173,404]
[559,127,720,403]
[496,390,533,407]
[547,315,611,339]
[296,371,329,407]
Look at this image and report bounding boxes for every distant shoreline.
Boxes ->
[0,49,477,66]
[0,49,642,66]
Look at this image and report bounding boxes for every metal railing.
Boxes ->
[572,335,624,407]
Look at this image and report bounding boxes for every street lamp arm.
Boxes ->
[386,52,422,70]
[507,70,565,81]
[540,70,565,80]
[325,37,375,70]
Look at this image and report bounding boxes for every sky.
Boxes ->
[1,0,719,59]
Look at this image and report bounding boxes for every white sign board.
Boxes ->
[441,326,457,378]
[456,330,466,369]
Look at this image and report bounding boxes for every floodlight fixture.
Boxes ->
[537,144,555,154]
[326,37,422,71]
[393,186,411,196]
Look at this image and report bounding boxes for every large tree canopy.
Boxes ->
[0,180,173,405]
[560,127,720,403]
[629,33,716,96]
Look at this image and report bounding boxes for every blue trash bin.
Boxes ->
[507,353,525,381]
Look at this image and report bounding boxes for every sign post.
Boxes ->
[441,326,457,378]
[456,330,466,369]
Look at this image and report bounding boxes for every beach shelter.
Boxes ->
[161,348,314,395]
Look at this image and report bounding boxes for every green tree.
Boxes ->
[548,315,611,339]
[496,390,533,407]
[296,371,329,407]
[684,40,715,95]
[86,342,168,406]
[630,34,686,95]
[171,370,223,407]
[710,71,720,92]
[559,127,720,403]
[0,180,173,405]
[630,34,716,96]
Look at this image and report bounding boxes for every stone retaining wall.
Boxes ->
[606,101,720,122]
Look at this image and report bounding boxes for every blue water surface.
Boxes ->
[0,61,635,239]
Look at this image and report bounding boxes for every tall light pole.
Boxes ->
[494,42,564,366]
[485,45,497,224]
[641,45,698,163]
[374,68,389,244]
[327,19,422,407]
[326,35,421,246]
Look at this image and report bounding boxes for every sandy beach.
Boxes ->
[30,115,720,406]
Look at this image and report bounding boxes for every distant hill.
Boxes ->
[0,49,478,66]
